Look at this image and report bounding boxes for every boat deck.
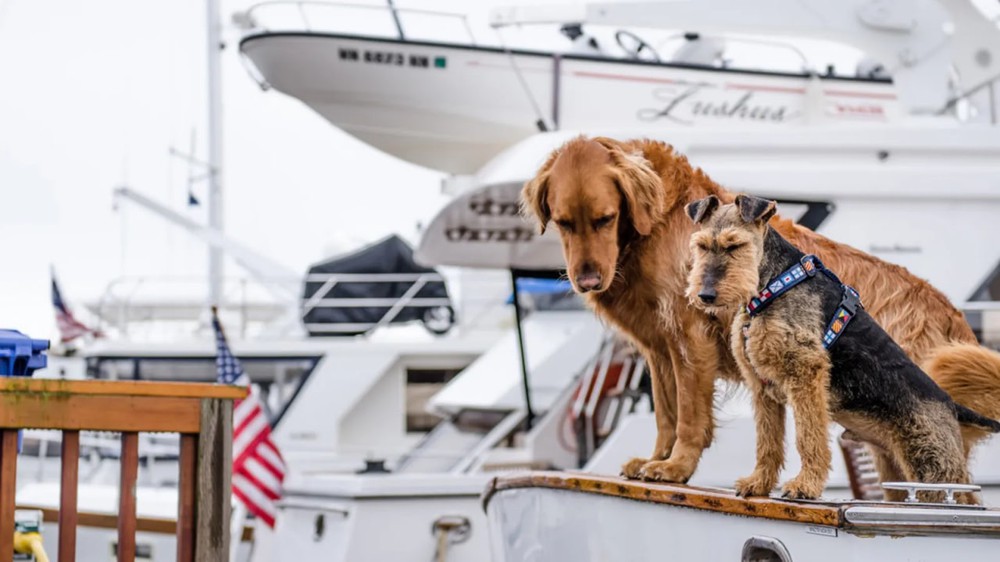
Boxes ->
[484,471,1000,537]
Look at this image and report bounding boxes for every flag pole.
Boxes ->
[229,500,247,562]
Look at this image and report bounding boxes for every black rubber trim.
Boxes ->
[239,31,893,84]
[774,198,835,231]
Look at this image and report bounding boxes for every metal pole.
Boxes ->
[206,0,225,308]
[386,0,405,40]
[510,271,535,430]
[551,54,561,130]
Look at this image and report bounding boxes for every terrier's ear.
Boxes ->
[521,150,559,234]
[685,195,720,224]
[735,194,777,224]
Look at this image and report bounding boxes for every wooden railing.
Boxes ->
[0,379,245,562]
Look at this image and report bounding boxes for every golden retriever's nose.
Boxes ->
[576,271,603,292]
[698,287,717,304]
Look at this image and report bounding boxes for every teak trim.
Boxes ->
[485,472,844,527]
[0,378,246,399]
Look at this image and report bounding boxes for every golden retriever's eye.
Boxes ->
[555,219,575,233]
[592,214,615,229]
[723,243,746,253]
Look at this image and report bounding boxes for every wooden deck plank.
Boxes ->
[486,472,843,527]
[59,430,80,562]
[195,399,233,562]
[0,430,18,562]
[0,394,202,433]
[117,432,139,562]
[177,434,197,562]
[0,378,245,400]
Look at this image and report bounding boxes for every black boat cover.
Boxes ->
[302,235,454,336]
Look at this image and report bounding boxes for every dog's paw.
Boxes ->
[620,457,649,480]
[780,476,824,500]
[637,460,692,483]
[733,473,776,497]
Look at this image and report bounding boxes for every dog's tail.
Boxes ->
[924,343,1000,449]
[954,403,1000,432]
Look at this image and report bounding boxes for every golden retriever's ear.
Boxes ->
[735,194,777,224]
[606,147,663,236]
[521,151,558,234]
[685,195,719,224]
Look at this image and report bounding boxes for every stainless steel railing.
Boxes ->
[236,0,477,45]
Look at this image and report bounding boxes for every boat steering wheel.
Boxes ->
[614,30,661,62]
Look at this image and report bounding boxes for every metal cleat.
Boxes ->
[881,481,982,505]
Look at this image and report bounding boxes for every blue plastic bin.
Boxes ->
[0,330,50,451]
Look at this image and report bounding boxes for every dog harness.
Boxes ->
[744,254,863,350]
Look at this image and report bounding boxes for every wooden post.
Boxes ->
[118,432,139,562]
[59,430,81,562]
[194,398,233,562]
[0,430,18,562]
[177,434,198,562]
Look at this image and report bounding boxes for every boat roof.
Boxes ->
[483,472,1000,537]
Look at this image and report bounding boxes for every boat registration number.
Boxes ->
[338,48,443,69]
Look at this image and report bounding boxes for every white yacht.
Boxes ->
[232,0,1000,560]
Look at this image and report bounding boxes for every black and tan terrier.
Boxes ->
[684,193,1000,502]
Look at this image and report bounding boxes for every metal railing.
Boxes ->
[301,272,452,335]
[236,0,477,44]
[90,275,299,340]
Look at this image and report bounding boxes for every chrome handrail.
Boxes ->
[237,0,477,45]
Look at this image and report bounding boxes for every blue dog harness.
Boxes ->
[745,255,862,350]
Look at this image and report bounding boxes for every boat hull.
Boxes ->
[240,33,899,174]
[485,473,1000,562]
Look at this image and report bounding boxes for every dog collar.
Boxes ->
[745,254,862,350]
[746,255,820,316]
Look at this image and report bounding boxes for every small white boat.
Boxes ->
[484,472,1000,561]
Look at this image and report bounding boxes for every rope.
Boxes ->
[493,28,551,131]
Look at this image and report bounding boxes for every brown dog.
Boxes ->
[521,135,1000,490]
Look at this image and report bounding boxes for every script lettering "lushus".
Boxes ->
[638,83,797,125]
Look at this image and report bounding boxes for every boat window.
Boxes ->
[452,409,509,434]
[86,356,319,423]
[965,261,1000,346]
[406,368,463,432]
[969,262,1000,302]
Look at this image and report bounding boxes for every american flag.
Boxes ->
[212,310,286,528]
[51,271,100,343]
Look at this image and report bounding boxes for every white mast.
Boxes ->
[206,0,225,307]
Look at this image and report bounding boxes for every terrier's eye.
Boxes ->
[555,219,575,233]
[593,214,615,229]
[696,241,711,252]
[724,243,746,253]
